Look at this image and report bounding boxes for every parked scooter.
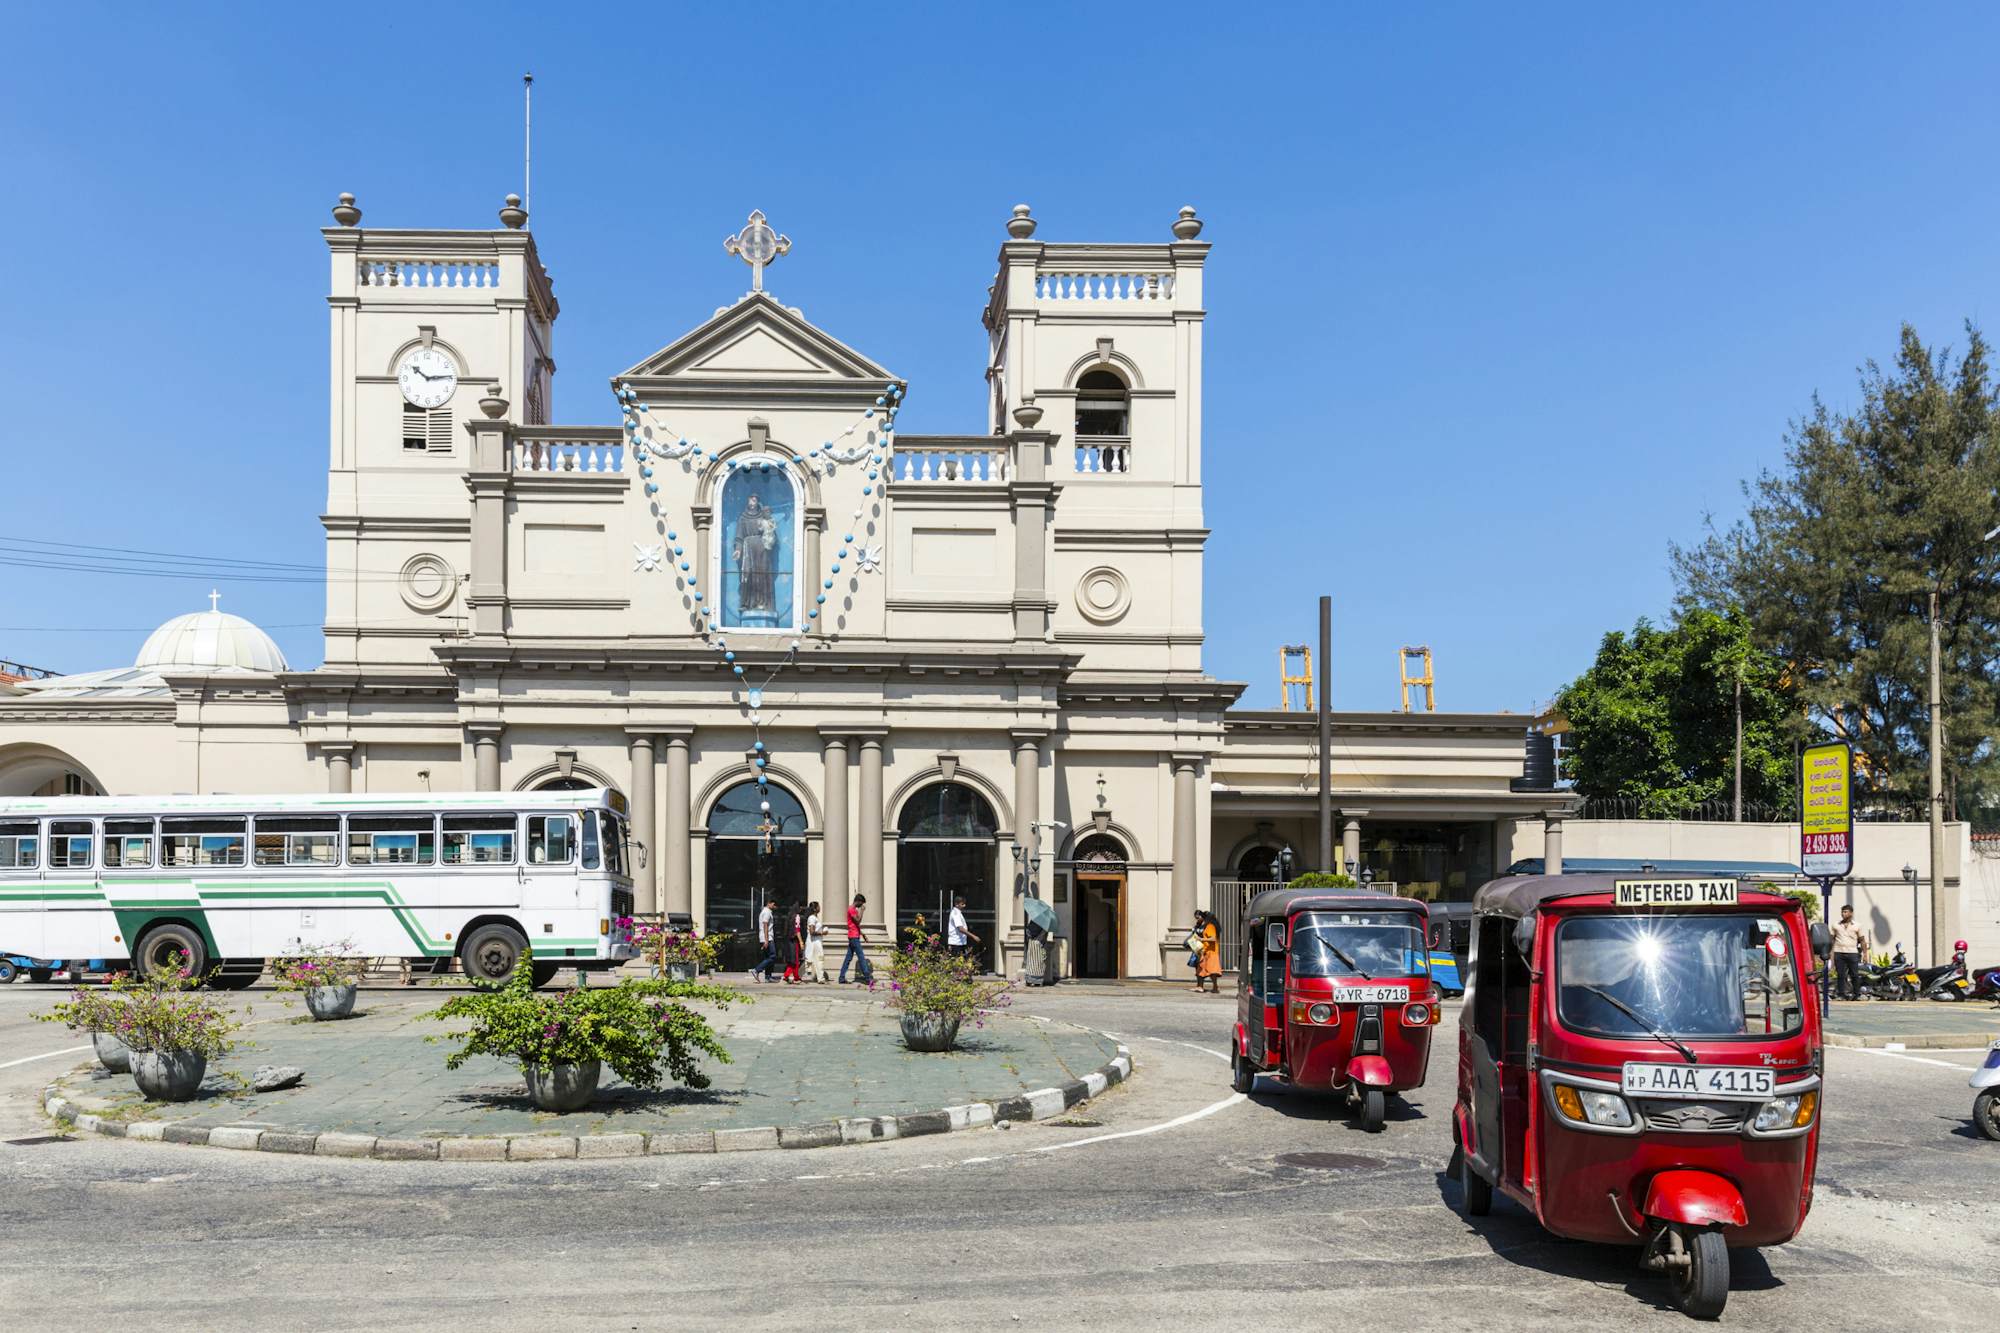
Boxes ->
[1969,964,2000,1003]
[1859,945,1915,1000]
[1971,1038,2000,1140]
[1911,942,1971,1002]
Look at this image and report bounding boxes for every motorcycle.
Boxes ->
[1859,945,1914,1000]
[1971,1038,2000,1141]
[1911,941,1971,1002]
[1970,964,2000,1003]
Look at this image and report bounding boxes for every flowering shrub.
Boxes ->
[630,922,730,971]
[424,949,742,1089]
[271,942,372,992]
[105,957,238,1058]
[35,986,126,1035]
[878,936,1012,1027]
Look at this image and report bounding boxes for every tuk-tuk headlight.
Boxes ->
[1553,1082,1633,1128]
[1307,1003,1335,1024]
[1754,1090,1817,1132]
[1402,1002,1432,1026]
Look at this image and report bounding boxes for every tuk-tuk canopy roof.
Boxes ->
[1243,887,1428,924]
[1470,874,1798,920]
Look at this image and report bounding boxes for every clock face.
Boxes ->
[397,347,458,409]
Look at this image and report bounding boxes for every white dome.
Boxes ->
[135,606,289,674]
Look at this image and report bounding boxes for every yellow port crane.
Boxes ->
[1279,644,1314,711]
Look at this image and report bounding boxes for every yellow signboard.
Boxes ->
[1800,742,1853,878]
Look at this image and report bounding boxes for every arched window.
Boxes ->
[1075,369,1129,437]
[1236,845,1281,882]
[717,466,798,631]
[897,782,999,970]
[1073,833,1127,866]
[704,780,808,972]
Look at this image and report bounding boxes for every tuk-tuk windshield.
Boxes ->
[1555,913,1804,1040]
[1289,911,1430,979]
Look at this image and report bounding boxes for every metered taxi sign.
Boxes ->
[1612,879,1739,907]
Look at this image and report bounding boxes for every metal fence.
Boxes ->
[1210,879,1403,972]
[1574,795,1933,824]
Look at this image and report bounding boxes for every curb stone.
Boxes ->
[42,1037,1136,1163]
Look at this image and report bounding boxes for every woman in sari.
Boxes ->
[1191,909,1222,994]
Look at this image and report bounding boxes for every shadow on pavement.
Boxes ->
[1247,1079,1427,1125]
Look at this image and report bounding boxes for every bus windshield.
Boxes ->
[599,811,627,877]
[1556,913,1804,1040]
[1289,911,1430,979]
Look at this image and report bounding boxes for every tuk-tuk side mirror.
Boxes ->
[1266,921,1287,952]
[1809,922,1832,959]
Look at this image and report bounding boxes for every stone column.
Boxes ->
[1170,754,1200,930]
[1008,732,1045,972]
[1342,815,1363,878]
[626,732,658,915]
[465,418,511,638]
[663,729,694,919]
[323,743,355,794]
[1543,814,1564,877]
[857,733,886,930]
[820,734,851,907]
[468,723,503,792]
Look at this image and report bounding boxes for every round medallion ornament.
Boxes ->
[399,554,457,613]
[1075,566,1131,625]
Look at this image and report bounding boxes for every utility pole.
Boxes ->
[1929,590,1950,966]
[1317,595,1332,874]
[1733,675,1743,822]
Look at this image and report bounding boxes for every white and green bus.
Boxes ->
[0,789,637,988]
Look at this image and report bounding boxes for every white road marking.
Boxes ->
[1031,1091,1247,1153]
[1844,1046,1981,1072]
[0,1045,90,1070]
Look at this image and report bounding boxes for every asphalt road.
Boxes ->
[0,981,1994,1330]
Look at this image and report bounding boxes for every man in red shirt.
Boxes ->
[839,893,874,985]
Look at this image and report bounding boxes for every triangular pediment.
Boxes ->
[618,291,896,386]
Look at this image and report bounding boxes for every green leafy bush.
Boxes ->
[271,941,372,992]
[424,952,740,1090]
[1287,872,1358,889]
[35,986,126,1035]
[106,958,238,1058]
[1761,882,1822,921]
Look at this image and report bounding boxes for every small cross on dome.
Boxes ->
[208,589,221,613]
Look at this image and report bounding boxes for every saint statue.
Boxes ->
[732,494,778,613]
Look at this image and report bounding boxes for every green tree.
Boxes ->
[1673,323,2000,815]
[1555,607,1799,816]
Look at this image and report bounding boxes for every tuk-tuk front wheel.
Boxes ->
[1974,1089,2000,1141]
[1230,1048,1255,1095]
[1666,1227,1729,1321]
[1358,1087,1386,1133]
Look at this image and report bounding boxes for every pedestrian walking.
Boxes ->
[947,893,981,968]
[804,901,829,983]
[1191,909,1222,994]
[1830,904,1870,1000]
[751,898,777,982]
[780,904,805,984]
[840,893,874,985]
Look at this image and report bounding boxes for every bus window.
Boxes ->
[598,811,627,876]
[582,810,601,870]
[348,816,436,866]
[103,818,155,868]
[162,818,247,867]
[254,816,341,866]
[527,815,573,864]
[443,814,517,865]
[48,820,94,870]
[0,821,42,869]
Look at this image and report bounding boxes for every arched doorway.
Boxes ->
[0,744,105,798]
[1071,833,1128,978]
[705,780,807,971]
[897,782,998,971]
[1236,845,1282,883]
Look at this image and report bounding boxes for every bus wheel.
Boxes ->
[27,968,53,984]
[529,961,562,990]
[461,924,527,985]
[135,924,208,980]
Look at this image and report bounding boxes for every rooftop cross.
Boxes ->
[208,589,220,613]
[724,210,790,292]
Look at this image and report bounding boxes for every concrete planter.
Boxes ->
[899,1012,961,1053]
[303,984,358,1021]
[523,1060,602,1112]
[131,1050,207,1102]
[664,962,696,983]
[92,1031,133,1074]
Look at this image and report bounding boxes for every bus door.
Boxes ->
[522,811,580,922]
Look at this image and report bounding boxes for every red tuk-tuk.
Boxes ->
[1452,875,1822,1320]
[1230,887,1440,1132]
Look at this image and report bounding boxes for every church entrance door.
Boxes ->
[704,781,808,973]
[1074,873,1124,978]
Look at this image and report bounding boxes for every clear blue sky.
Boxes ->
[3,4,1995,712]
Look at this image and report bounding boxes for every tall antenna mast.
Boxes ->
[522,72,534,227]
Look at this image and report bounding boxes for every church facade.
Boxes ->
[0,198,1572,978]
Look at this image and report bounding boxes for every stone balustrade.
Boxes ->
[510,429,625,475]
[1073,439,1131,474]
[892,445,1010,484]
[358,259,502,289]
[1034,270,1175,303]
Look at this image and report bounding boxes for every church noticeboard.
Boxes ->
[1799,742,1853,879]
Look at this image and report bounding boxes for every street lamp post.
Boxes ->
[1279,845,1294,885]
[1902,862,1919,959]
